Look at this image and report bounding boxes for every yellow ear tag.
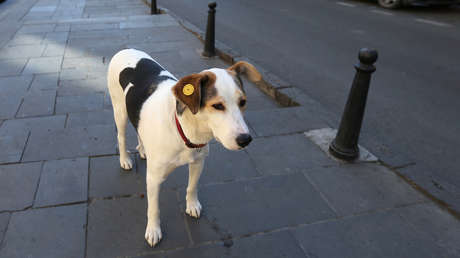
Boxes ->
[183,84,195,96]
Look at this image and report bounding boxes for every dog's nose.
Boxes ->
[236,134,252,148]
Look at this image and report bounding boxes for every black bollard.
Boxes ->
[151,0,158,14]
[202,2,217,57]
[329,48,378,160]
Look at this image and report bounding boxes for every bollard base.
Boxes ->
[202,50,216,58]
[329,140,359,161]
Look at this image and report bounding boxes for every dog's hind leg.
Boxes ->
[186,158,205,218]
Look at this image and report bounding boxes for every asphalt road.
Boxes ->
[159,0,460,211]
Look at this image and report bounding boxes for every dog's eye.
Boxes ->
[212,103,225,111]
[239,99,246,107]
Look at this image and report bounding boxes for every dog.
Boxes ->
[107,48,262,247]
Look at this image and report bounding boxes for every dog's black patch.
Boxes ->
[119,58,175,129]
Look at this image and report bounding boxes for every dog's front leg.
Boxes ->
[145,164,167,247]
[186,158,205,218]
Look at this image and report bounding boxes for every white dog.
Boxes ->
[107,49,261,247]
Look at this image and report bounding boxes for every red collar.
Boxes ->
[174,114,207,149]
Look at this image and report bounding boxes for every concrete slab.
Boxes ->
[0,162,42,211]
[7,33,45,46]
[0,115,66,135]
[143,230,306,258]
[89,155,145,198]
[16,90,56,118]
[181,173,336,243]
[397,203,460,257]
[292,209,447,258]
[246,107,330,137]
[245,134,336,175]
[34,158,88,207]
[86,195,189,257]
[42,43,66,57]
[304,163,427,216]
[0,59,28,77]
[23,56,62,74]
[0,204,86,258]
[17,24,56,34]
[66,109,114,128]
[22,125,116,162]
[0,130,29,164]
[0,45,46,59]
[29,73,59,91]
[55,93,104,114]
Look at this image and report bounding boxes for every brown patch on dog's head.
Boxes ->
[227,61,262,84]
[172,71,216,114]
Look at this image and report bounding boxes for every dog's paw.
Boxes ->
[145,224,162,247]
[186,199,202,218]
[136,144,146,160]
[120,156,133,170]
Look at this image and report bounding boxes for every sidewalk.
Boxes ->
[0,0,459,257]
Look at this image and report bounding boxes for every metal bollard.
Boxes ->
[329,48,378,160]
[202,2,217,57]
[151,0,158,14]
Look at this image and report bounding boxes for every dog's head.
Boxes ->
[172,61,261,150]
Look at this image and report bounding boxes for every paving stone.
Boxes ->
[292,209,447,258]
[0,204,86,258]
[0,115,65,135]
[86,195,189,258]
[55,93,104,113]
[0,75,33,94]
[58,78,106,96]
[181,173,335,243]
[304,163,427,216]
[245,134,335,175]
[0,162,42,211]
[43,31,69,44]
[42,43,66,56]
[397,203,460,257]
[16,90,56,118]
[0,59,28,77]
[0,130,29,164]
[7,33,45,46]
[0,45,46,59]
[17,24,56,34]
[29,72,59,91]
[67,109,114,128]
[22,125,116,162]
[34,158,88,207]
[143,230,306,258]
[89,155,145,198]
[246,106,330,137]
[71,22,119,31]
[0,213,9,244]
[54,24,70,32]
[23,56,62,74]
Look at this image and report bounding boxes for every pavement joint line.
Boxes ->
[30,161,44,208]
[370,9,394,16]
[84,156,90,258]
[18,131,31,163]
[391,162,417,170]
[302,171,339,216]
[415,18,453,28]
[178,191,195,247]
[336,1,356,7]
[0,212,11,249]
[380,161,460,220]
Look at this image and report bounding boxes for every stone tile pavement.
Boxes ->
[0,0,459,257]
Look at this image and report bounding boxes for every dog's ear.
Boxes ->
[172,71,216,115]
[227,61,262,83]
